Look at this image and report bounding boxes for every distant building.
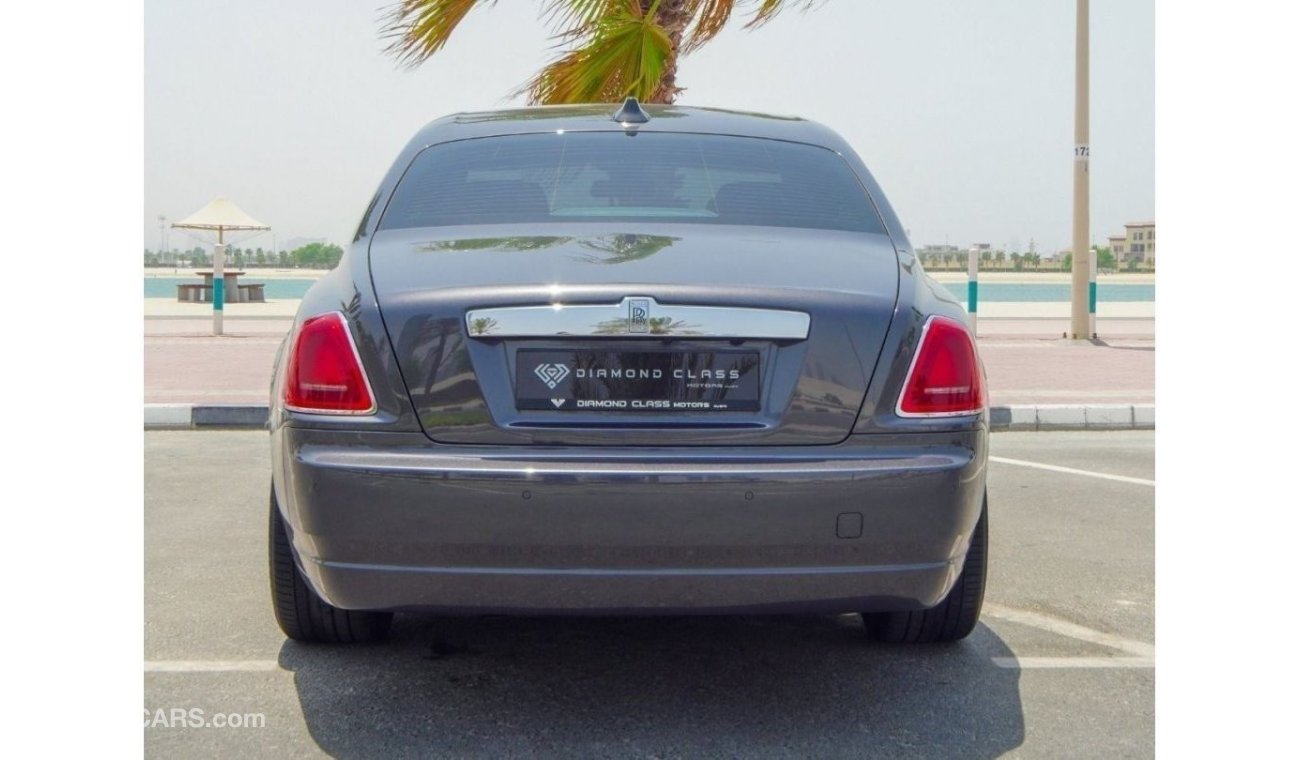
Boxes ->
[1108,234,1127,261]
[1122,222,1155,264]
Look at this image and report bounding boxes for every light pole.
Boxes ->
[1070,0,1092,340]
[157,215,166,264]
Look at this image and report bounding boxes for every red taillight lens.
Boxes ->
[897,316,985,417]
[284,312,376,414]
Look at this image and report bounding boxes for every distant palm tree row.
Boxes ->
[921,251,1047,272]
[383,0,824,104]
[920,248,1154,273]
[142,242,345,270]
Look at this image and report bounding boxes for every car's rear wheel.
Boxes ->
[269,487,392,643]
[863,495,988,643]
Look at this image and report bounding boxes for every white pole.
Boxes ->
[213,239,225,336]
[967,248,979,337]
[1070,0,1091,340]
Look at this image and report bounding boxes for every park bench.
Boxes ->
[176,283,211,303]
[175,275,266,303]
[238,283,266,303]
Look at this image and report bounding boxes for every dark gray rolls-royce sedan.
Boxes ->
[269,99,988,645]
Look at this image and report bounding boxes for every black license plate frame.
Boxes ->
[516,348,761,412]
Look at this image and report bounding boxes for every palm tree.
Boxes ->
[592,315,699,334]
[383,0,823,104]
[575,233,677,264]
[420,236,573,252]
[469,316,500,335]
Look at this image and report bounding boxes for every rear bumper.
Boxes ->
[272,428,987,614]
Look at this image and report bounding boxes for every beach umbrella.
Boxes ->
[172,198,270,335]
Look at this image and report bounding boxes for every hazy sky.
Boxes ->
[144,0,1153,255]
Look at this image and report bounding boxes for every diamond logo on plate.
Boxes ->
[533,363,571,389]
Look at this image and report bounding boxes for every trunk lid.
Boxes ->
[369,223,899,445]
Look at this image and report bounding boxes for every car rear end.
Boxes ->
[270,107,988,628]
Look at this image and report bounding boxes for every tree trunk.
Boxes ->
[648,0,691,103]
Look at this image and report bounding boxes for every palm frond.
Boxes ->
[680,0,737,54]
[542,0,621,40]
[381,0,494,68]
[744,0,823,30]
[382,0,830,104]
[520,0,673,104]
[680,1,823,55]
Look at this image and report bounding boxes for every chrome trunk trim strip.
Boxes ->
[466,297,810,339]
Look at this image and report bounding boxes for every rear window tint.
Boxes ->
[379,132,885,234]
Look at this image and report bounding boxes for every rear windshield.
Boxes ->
[379,132,885,234]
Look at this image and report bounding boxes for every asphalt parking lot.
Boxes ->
[144,430,1154,758]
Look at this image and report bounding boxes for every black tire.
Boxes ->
[269,487,392,643]
[863,496,988,643]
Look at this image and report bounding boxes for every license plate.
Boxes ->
[517,349,760,412]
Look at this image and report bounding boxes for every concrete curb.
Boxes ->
[989,404,1154,431]
[144,404,269,430]
[144,403,1155,432]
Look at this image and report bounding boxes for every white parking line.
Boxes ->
[992,656,1154,669]
[983,603,1155,670]
[984,604,1154,657]
[145,660,282,673]
[989,456,1155,487]
[143,605,1156,674]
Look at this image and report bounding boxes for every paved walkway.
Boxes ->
[144,316,1154,406]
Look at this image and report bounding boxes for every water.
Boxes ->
[144,277,1155,303]
[940,282,1154,303]
[143,277,318,299]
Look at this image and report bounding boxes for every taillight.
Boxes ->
[896,315,985,417]
[284,312,376,415]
